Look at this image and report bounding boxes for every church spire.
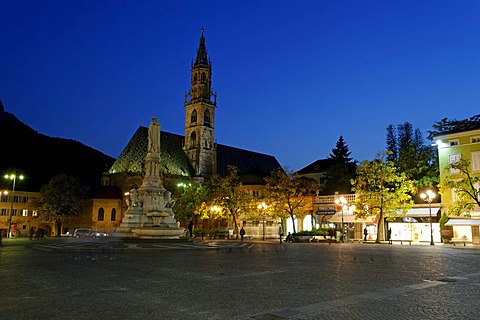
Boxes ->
[184,29,217,178]
[194,28,209,66]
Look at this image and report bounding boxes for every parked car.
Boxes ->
[73,228,94,238]
[92,231,108,238]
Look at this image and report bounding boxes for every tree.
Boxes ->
[385,122,438,187]
[173,183,213,221]
[438,159,480,216]
[329,135,353,163]
[352,153,415,243]
[210,166,253,239]
[264,168,318,234]
[428,114,480,138]
[32,174,87,236]
[323,136,356,194]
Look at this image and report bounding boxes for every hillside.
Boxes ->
[0,101,115,191]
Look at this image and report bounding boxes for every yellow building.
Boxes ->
[434,126,480,244]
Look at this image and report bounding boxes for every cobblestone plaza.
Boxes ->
[1,238,479,319]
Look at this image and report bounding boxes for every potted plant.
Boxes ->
[439,213,453,243]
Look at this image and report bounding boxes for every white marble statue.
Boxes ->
[148,117,160,154]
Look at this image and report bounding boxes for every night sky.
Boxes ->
[1,1,479,170]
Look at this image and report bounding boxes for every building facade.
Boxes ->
[434,126,480,244]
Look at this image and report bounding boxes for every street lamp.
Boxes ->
[257,202,268,241]
[335,196,348,242]
[420,189,436,246]
[4,174,24,238]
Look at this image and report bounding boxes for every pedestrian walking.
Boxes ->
[388,227,392,245]
[363,227,368,241]
[240,227,245,241]
[278,226,283,243]
[328,228,335,244]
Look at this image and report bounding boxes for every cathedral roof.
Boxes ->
[108,126,282,182]
[109,127,194,177]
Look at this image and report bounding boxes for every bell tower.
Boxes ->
[184,29,217,178]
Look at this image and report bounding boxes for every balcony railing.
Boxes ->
[315,194,356,204]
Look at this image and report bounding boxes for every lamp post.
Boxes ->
[4,174,24,238]
[258,202,268,241]
[420,189,436,246]
[335,196,348,243]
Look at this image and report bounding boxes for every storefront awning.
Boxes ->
[328,212,376,223]
[395,207,441,217]
[445,219,480,226]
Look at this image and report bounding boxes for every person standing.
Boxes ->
[388,227,392,245]
[240,227,245,241]
[278,226,283,244]
[363,227,368,241]
[188,219,194,237]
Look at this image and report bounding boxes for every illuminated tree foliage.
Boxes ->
[352,153,415,243]
[439,159,480,216]
[173,183,212,221]
[32,174,87,236]
[210,166,253,238]
[264,168,318,234]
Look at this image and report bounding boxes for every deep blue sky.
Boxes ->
[1,1,479,171]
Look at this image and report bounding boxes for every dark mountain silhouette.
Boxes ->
[0,100,115,191]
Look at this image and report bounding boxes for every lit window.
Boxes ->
[98,207,105,221]
[22,209,28,217]
[32,210,38,217]
[471,136,480,143]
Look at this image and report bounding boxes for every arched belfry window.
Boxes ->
[201,72,206,83]
[204,110,211,126]
[98,207,105,221]
[111,208,116,221]
[190,132,197,148]
[191,110,197,123]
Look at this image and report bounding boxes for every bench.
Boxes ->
[392,239,412,245]
[451,238,469,246]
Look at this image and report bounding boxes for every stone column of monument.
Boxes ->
[116,117,184,238]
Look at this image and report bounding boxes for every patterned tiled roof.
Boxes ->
[109,126,282,180]
[109,127,194,177]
